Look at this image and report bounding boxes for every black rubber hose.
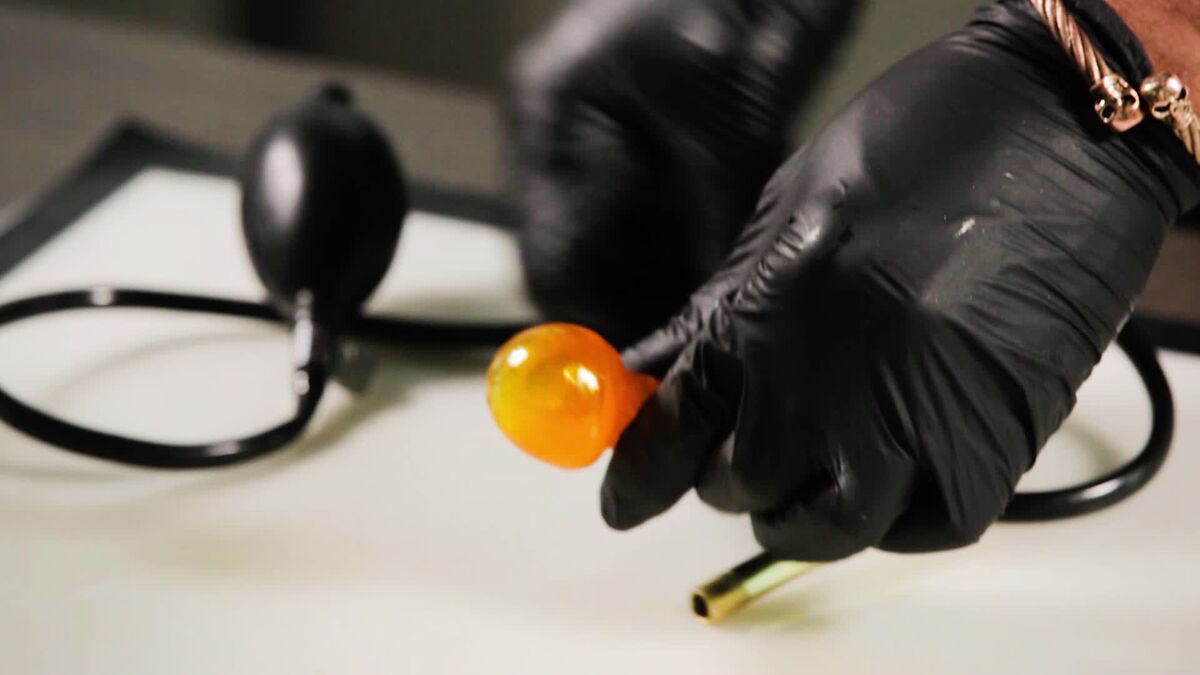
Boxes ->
[0,287,527,468]
[1003,318,1173,520]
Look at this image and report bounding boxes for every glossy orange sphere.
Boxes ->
[487,323,658,468]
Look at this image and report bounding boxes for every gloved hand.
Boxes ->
[510,0,860,346]
[602,0,1200,559]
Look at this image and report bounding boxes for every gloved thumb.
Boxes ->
[602,311,744,530]
[622,173,850,376]
[619,165,796,377]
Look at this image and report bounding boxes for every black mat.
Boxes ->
[0,119,515,281]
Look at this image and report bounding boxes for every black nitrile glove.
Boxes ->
[603,0,1200,560]
[510,0,861,346]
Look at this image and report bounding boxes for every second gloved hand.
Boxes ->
[510,0,860,346]
[602,0,1200,560]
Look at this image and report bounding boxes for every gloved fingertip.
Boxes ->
[750,482,881,562]
[751,454,917,561]
[599,478,638,531]
[751,501,863,562]
[598,390,695,531]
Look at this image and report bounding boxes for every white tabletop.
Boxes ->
[0,169,1196,674]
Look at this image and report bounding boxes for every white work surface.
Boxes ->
[0,169,1197,674]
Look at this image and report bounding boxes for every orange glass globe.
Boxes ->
[487,323,658,468]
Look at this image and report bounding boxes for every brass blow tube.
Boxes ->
[691,552,819,624]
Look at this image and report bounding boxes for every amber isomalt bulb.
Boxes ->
[487,323,659,468]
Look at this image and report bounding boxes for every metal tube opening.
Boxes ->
[691,553,817,625]
[691,593,710,619]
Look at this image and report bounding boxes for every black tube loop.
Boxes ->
[0,286,1173,523]
[1003,319,1173,520]
[0,287,527,468]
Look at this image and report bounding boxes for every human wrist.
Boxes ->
[1106,0,1200,84]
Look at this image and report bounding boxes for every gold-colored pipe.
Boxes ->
[691,552,818,624]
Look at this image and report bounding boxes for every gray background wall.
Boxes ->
[5,0,983,134]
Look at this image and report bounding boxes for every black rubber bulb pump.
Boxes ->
[241,83,407,328]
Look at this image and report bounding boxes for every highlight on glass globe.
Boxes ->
[486,323,658,468]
